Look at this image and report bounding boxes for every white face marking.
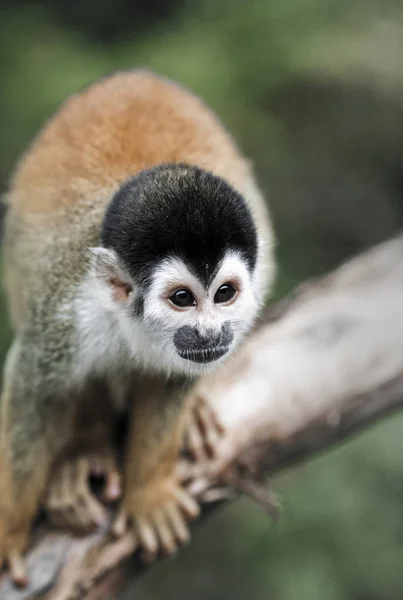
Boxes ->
[73,249,264,382]
[133,251,262,377]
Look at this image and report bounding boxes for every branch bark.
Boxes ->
[2,235,403,600]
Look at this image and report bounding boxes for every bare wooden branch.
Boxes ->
[2,235,403,600]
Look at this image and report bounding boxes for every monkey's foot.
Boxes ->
[46,453,121,531]
[183,396,224,461]
[111,479,200,560]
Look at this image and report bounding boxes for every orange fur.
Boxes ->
[113,375,195,538]
[0,70,275,581]
[4,70,274,328]
[9,71,250,217]
[124,376,188,487]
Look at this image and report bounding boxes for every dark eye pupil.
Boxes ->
[170,289,195,307]
[214,284,236,304]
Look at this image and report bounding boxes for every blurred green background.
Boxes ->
[1,0,403,598]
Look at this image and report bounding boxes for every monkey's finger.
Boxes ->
[176,459,190,482]
[80,493,108,527]
[197,402,225,435]
[137,517,159,562]
[184,421,206,462]
[165,502,190,546]
[186,476,210,498]
[197,405,224,457]
[176,459,205,484]
[8,551,28,588]
[111,511,128,538]
[199,486,236,503]
[204,424,221,458]
[153,508,177,556]
[173,488,200,520]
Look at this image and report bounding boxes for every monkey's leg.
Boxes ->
[112,376,200,560]
[183,395,224,462]
[0,337,78,586]
[0,335,105,585]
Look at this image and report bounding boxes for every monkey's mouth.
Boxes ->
[177,346,230,363]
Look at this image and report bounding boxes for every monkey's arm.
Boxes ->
[112,376,200,559]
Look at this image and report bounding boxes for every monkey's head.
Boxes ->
[91,164,264,377]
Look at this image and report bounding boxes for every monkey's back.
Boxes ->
[4,71,273,327]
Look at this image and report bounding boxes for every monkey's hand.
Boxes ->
[45,452,121,532]
[111,476,200,560]
[183,395,225,461]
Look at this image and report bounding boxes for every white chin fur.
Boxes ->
[131,329,238,379]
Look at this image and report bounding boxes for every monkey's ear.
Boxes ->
[89,248,133,300]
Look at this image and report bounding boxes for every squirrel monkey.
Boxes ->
[0,71,275,585]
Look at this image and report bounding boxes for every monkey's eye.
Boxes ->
[169,289,196,308]
[214,283,237,304]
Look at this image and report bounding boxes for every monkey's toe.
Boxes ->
[110,510,128,538]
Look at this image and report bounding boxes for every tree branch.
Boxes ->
[2,235,403,600]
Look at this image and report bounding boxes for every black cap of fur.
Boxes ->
[101,164,258,287]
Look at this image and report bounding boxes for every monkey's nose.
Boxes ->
[174,323,234,363]
[195,328,221,345]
